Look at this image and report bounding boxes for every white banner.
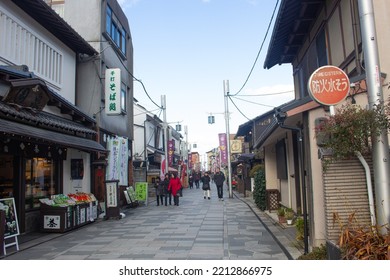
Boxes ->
[106,136,128,186]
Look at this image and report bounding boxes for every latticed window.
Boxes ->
[106,5,127,56]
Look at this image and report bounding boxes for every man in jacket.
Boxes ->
[213,167,226,201]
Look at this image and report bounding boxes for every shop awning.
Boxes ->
[0,118,106,153]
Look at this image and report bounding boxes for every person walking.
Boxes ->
[213,167,226,201]
[162,173,171,206]
[154,177,164,206]
[201,171,211,200]
[168,173,182,206]
[188,174,194,189]
[193,170,201,189]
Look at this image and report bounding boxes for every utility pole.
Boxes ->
[223,80,233,198]
[358,0,390,230]
[161,95,169,176]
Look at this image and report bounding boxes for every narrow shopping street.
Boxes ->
[2,183,302,260]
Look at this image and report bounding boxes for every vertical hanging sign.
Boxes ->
[168,140,174,167]
[106,136,128,186]
[106,137,120,182]
[105,68,121,115]
[219,133,228,165]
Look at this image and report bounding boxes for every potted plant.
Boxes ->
[277,207,286,223]
[285,209,294,225]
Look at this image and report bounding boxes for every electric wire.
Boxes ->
[115,50,162,109]
[237,90,293,97]
[230,0,280,97]
[231,95,275,108]
[228,95,251,121]
[134,108,162,116]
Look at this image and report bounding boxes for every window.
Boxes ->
[106,5,112,35]
[121,84,127,113]
[25,158,57,210]
[295,28,328,99]
[106,5,127,55]
[316,29,328,67]
[276,139,288,180]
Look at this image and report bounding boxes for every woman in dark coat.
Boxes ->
[201,172,211,199]
[162,173,171,206]
[154,177,164,206]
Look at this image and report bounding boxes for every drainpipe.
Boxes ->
[358,0,390,231]
[355,151,377,227]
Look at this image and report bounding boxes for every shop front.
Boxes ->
[0,67,106,234]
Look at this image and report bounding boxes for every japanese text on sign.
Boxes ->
[105,68,121,115]
[308,65,350,106]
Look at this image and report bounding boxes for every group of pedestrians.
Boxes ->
[154,173,182,206]
[188,168,226,201]
[155,168,227,207]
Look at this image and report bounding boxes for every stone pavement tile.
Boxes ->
[2,187,303,260]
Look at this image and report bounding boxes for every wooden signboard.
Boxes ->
[104,180,120,219]
[0,198,20,255]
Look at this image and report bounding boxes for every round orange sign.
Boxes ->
[308,65,350,106]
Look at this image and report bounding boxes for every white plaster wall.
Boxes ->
[264,144,278,190]
[0,1,77,104]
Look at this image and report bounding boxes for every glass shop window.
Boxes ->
[25,158,56,210]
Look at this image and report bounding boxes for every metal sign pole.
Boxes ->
[358,0,390,230]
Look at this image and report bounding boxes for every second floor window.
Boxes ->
[121,84,127,113]
[106,5,127,55]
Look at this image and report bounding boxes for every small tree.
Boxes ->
[253,165,266,211]
[315,101,390,165]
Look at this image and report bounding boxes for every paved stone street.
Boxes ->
[2,183,303,260]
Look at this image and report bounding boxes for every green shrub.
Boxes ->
[253,166,266,211]
[298,244,327,260]
[295,217,304,241]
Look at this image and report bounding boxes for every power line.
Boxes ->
[230,0,280,96]
[231,95,275,108]
[228,95,251,121]
[133,108,162,117]
[237,90,294,97]
[114,49,162,109]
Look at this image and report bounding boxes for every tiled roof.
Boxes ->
[264,0,325,69]
[0,101,96,135]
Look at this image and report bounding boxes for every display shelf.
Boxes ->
[40,202,97,233]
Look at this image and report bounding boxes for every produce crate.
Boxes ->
[40,204,73,233]
[86,201,98,222]
[78,203,88,226]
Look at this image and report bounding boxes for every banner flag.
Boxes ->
[219,133,228,165]
[106,136,128,186]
